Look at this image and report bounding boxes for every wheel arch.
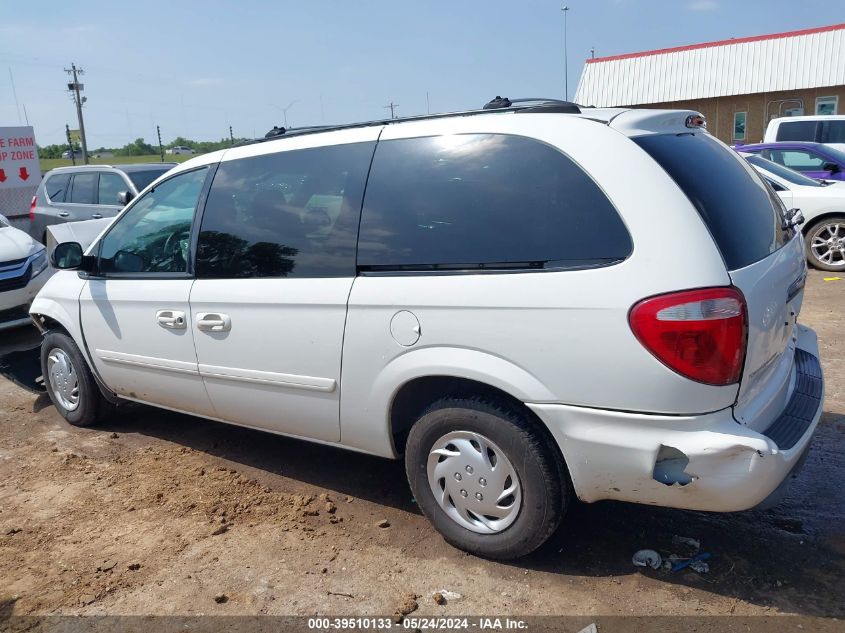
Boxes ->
[801,210,845,235]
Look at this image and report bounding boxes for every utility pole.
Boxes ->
[64,63,89,164]
[156,125,164,162]
[561,6,570,101]
[65,124,76,166]
[384,102,399,119]
[229,125,234,146]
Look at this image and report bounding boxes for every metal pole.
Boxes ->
[65,124,76,166]
[156,125,164,162]
[561,7,570,101]
[69,64,89,164]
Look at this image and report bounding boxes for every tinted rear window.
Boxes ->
[775,120,819,142]
[44,173,71,202]
[358,134,631,270]
[822,120,845,145]
[635,133,790,270]
[127,169,171,192]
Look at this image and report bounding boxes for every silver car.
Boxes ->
[29,163,176,244]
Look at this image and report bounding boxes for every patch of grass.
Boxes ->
[40,154,198,172]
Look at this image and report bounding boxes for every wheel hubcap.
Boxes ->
[46,348,80,412]
[811,222,845,267]
[426,431,521,534]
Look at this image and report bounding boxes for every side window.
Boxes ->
[44,174,71,202]
[775,121,819,142]
[358,134,632,269]
[98,167,208,274]
[196,142,375,279]
[821,120,845,145]
[773,150,826,171]
[69,173,97,204]
[98,172,128,205]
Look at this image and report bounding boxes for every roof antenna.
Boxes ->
[484,96,512,110]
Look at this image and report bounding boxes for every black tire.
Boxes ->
[805,215,845,272]
[405,397,570,559]
[40,331,105,427]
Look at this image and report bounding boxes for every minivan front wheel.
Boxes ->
[41,331,105,427]
[405,397,569,559]
[806,215,845,271]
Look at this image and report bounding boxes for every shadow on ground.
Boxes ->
[91,401,845,617]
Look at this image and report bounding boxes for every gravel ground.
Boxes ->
[0,270,842,620]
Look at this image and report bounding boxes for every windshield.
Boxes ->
[128,168,172,192]
[746,154,822,187]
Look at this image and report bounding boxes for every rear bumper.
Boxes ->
[529,326,824,512]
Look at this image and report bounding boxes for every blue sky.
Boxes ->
[2,0,844,147]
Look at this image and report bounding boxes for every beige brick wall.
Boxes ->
[641,85,845,145]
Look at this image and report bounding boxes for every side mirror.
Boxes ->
[783,208,805,229]
[117,191,135,206]
[822,162,841,174]
[51,242,83,269]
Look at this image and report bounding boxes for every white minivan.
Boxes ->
[32,100,824,559]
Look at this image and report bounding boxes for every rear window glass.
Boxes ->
[821,120,845,145]
[127,169,170,192]
[45,173,71,202]
[635,133,790,270]
[358,134,631,270]
[775,121,818,142]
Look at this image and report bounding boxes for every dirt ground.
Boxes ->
[0,270,843,621]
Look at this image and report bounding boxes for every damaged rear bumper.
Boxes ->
[528,329,824,512]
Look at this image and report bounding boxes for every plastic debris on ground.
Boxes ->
[577,624,598,633]
[632,549,662,570]
[671,552,711,574]
[823,277,841,281]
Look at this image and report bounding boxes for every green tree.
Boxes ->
[118,138,155,156]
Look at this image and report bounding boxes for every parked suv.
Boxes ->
[29,163,177,245]
[33,101,824,559]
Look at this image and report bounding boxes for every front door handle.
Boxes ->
[196,312,231,332]
[91,213,103,219]
[57,212,70,218]
[156,310,187,329]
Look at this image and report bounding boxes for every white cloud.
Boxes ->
[688,0,719,9]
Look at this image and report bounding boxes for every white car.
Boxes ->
[0,214,50,330]
[166,146,195,155]
[764,115,845,152]
[32,100,823,559]
[742,152,845,271]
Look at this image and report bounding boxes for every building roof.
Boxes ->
[574,23,845,107]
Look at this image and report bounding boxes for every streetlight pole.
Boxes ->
[561,6,570,101]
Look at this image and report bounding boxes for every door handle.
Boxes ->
[91,213,103,219]
[57,212,70,218]
[196,312,231,332]
[156,310,187,329]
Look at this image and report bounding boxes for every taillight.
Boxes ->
[629,287,747,386]
[29,196,36,221]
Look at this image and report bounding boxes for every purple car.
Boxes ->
[735,142,845,181]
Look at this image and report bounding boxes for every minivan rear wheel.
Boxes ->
[806,215,845,271]
[405,397,569,559]
[41,331,106,427]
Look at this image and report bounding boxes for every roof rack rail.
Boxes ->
[241,96,584,147]
[483,96,581,114]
